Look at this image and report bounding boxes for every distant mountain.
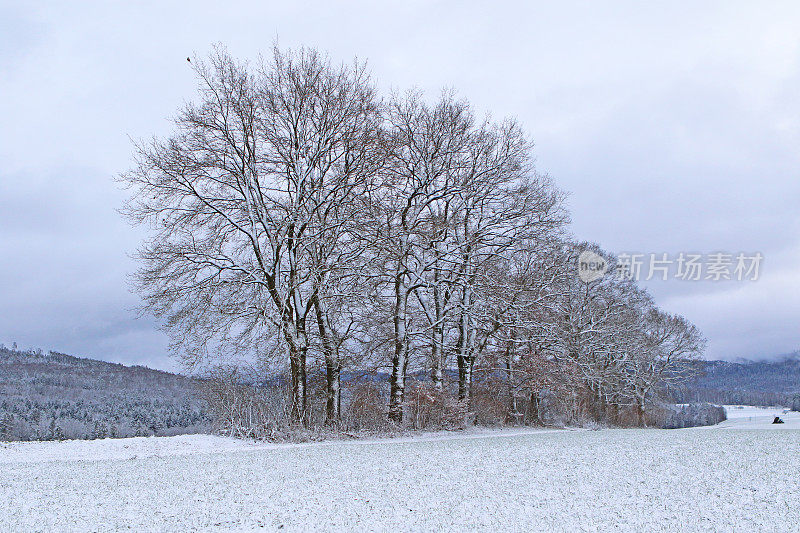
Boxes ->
[675,353,800,407]
[0,346,211,441]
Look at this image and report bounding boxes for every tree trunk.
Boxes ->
[389,351,407,423]
[282,290,308,425]
[288,340,307,424]
[455,270,476,409]
[313,295,340,425]
[457,354,473,404]
[430,282,444,390]
[637,399,646,427]
[389,274,408,423]
[527,391,540,425]
[598,391,607,422]
[505,336,520,424]
[456,305,474,407]
[325,359,341,424]
[430,322,444,390]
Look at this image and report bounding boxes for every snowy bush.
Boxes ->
[656,403,727,429]
[343,382,388,432]
[403,382,468,430]
[200,367,290,440]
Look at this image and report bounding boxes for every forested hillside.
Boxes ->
[675,353,800,408]
[0,346,210,441]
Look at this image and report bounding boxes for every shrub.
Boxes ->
[404,381,468,430]
[343,382,387,432]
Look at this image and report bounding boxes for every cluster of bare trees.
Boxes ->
[122,45,704,431]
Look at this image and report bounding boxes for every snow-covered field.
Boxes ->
[720,404,799,425]
[2,408,798,532]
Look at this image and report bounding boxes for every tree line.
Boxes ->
[0,346,210,441]
[122,45,706,431]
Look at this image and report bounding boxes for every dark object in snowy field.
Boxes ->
[772,416,784,424]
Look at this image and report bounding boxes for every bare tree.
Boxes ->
[626,309,706,425]
[449,143,567,408]
[122,45,383,425]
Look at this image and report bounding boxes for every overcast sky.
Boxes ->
[1,1,799,371]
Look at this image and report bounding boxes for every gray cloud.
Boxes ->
[1,1,798,369]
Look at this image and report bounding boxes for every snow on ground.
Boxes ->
[721,405,800,427]
[2,418,799,532]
